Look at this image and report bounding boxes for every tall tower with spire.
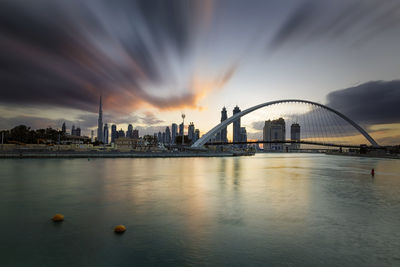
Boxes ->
[97,95,103,143]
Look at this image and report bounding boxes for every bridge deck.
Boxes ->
[205,140,373,149]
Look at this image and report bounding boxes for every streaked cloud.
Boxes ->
[326,80,400,125]
[0,0,227,114]
[269,0,400,50]
[0,0,399,145]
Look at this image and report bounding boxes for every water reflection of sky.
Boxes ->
[0,155,399,265]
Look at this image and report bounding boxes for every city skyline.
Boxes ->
[0,0,400,145]
[1,2,400,266]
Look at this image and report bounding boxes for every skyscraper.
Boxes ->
[162,132,166,144]
[165,126,171,144]
[290,123,301,149]
[263,118,286,151]
[188,122,195,142]
[181,114,185,145]
[61,122,66,134]
[179,123,184,137]
[111,124,117,143]
[233,106,241,143]
[103,123,109,144]
[127,124,133,138]
[157,132,162,143]
[71,125,76,136]
[97,96,103,143]
[240,127,247,148]
[171,123,178,144]
[221,107,228,142]
[75,127,81,137]
[194,129,200,142]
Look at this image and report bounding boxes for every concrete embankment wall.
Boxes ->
[326,152,400,160]
[0,152,239,158]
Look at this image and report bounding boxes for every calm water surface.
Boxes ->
[0,154,399,266]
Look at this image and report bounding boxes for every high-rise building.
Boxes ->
[97,96,103,143]
[188,122,195,142]
[171,123,178,144]
[132,129,139,139]
[233,106,241,143]
[127,124,133,138]
[181,114,186,145]
[75,127,81,137]
[162,132,166,144]
[71,126,81,136]
[165,127,171,144]
[103,124,109,144]
[221,107,228,142]
[263,118,286,151]
[179,123,184,137]
[290,123,301,149]
[240,127,247,148]
[61,122,66,134]
[194,129,200,142]
[117,129,125,139]
[111,124,117,143]
[157,132,162,143]
[91,130,94,142]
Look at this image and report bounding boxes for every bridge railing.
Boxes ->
[204,140,381,149]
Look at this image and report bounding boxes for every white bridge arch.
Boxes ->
[191,99,379,148]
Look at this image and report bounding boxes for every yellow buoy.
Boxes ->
[114,225,126,233]
[52,214,64,222]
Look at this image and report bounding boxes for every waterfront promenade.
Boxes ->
[0,150,253,158]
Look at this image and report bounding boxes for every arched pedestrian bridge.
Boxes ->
[191,99,379,148]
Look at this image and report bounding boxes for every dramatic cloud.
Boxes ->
[1,0,399,116]
[269,0,400,49]
[326,80,400,125]
[0,0,237,113]
[269,1,317,49]
[1,0,399,142]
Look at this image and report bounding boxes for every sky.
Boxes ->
[0,0,399,145]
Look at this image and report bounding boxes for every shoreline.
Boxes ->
[1,151,397,159]
[326,151,400,160]
[0,151,254,159]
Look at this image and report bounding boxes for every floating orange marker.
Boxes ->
[114,225,127,233]
[371,168,375,176]
[52,214,64,222]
